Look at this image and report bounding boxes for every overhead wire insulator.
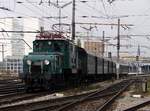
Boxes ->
[81,16,88,18]
[107,0,115,4]
[48,0,51,6]
[39,0,43,5]
[17,1,23,4]
[80,1,88,3]
[0,7,11,11]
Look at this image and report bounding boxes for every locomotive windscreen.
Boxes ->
[33,40,64,52]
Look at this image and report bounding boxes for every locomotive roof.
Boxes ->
[35,32,77,46]
[36,32,69,41]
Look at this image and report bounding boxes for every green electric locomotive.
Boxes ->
[22,32,116,91]
[23,32,88,90]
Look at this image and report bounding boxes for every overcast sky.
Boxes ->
[0,0,150,57]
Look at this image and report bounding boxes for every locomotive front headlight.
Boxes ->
[26,60,31,65]
[44,59,49,65]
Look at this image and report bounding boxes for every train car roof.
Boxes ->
[35,32,73,42]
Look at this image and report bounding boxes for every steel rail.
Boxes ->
[0,89,98,111]
[0,92,25,99]
[53,80,132,111]
[123,100,150,111]
[0,92,52,106]
[0,80,125,111]
[95,80,134,111]
[0,79,136,111]
[30,91,117,111]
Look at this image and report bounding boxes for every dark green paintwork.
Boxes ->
[23,39,75,77]
[33,40,72,68]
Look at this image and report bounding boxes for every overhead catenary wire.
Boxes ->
[1,0,150,56]
[0,1,71,32]
[82,1,106,16]
[100,0,109,18]
[25,0,70,23]
[15,0,63,31]
[23,0,75,32]
[0,17,41,32]
[0,6,46,30]
[19,1,59,25]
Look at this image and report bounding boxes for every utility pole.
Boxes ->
[38,1,72,33]
[2,44,4,62]
[117,19,120,79]
[102,31,105,57]
[71,0,76,68]
[136,44,140,75]
[102,31,105,76]
[59,7,61,33]
[72,0,75,41]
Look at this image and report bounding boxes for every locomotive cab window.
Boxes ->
[35,43,39,48]
[33,40,52,52]
[33,40,67,52]
[54,43,61,52]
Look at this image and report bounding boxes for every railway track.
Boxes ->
[0,89,99,111]
[53,79,133,111]
[0,79,134,111]
[123,99,150,111]
[0,79,21,85]
[0,91,54,106]
[30,91,117,111]
[0,85,24,95]
[0,79,24,95]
